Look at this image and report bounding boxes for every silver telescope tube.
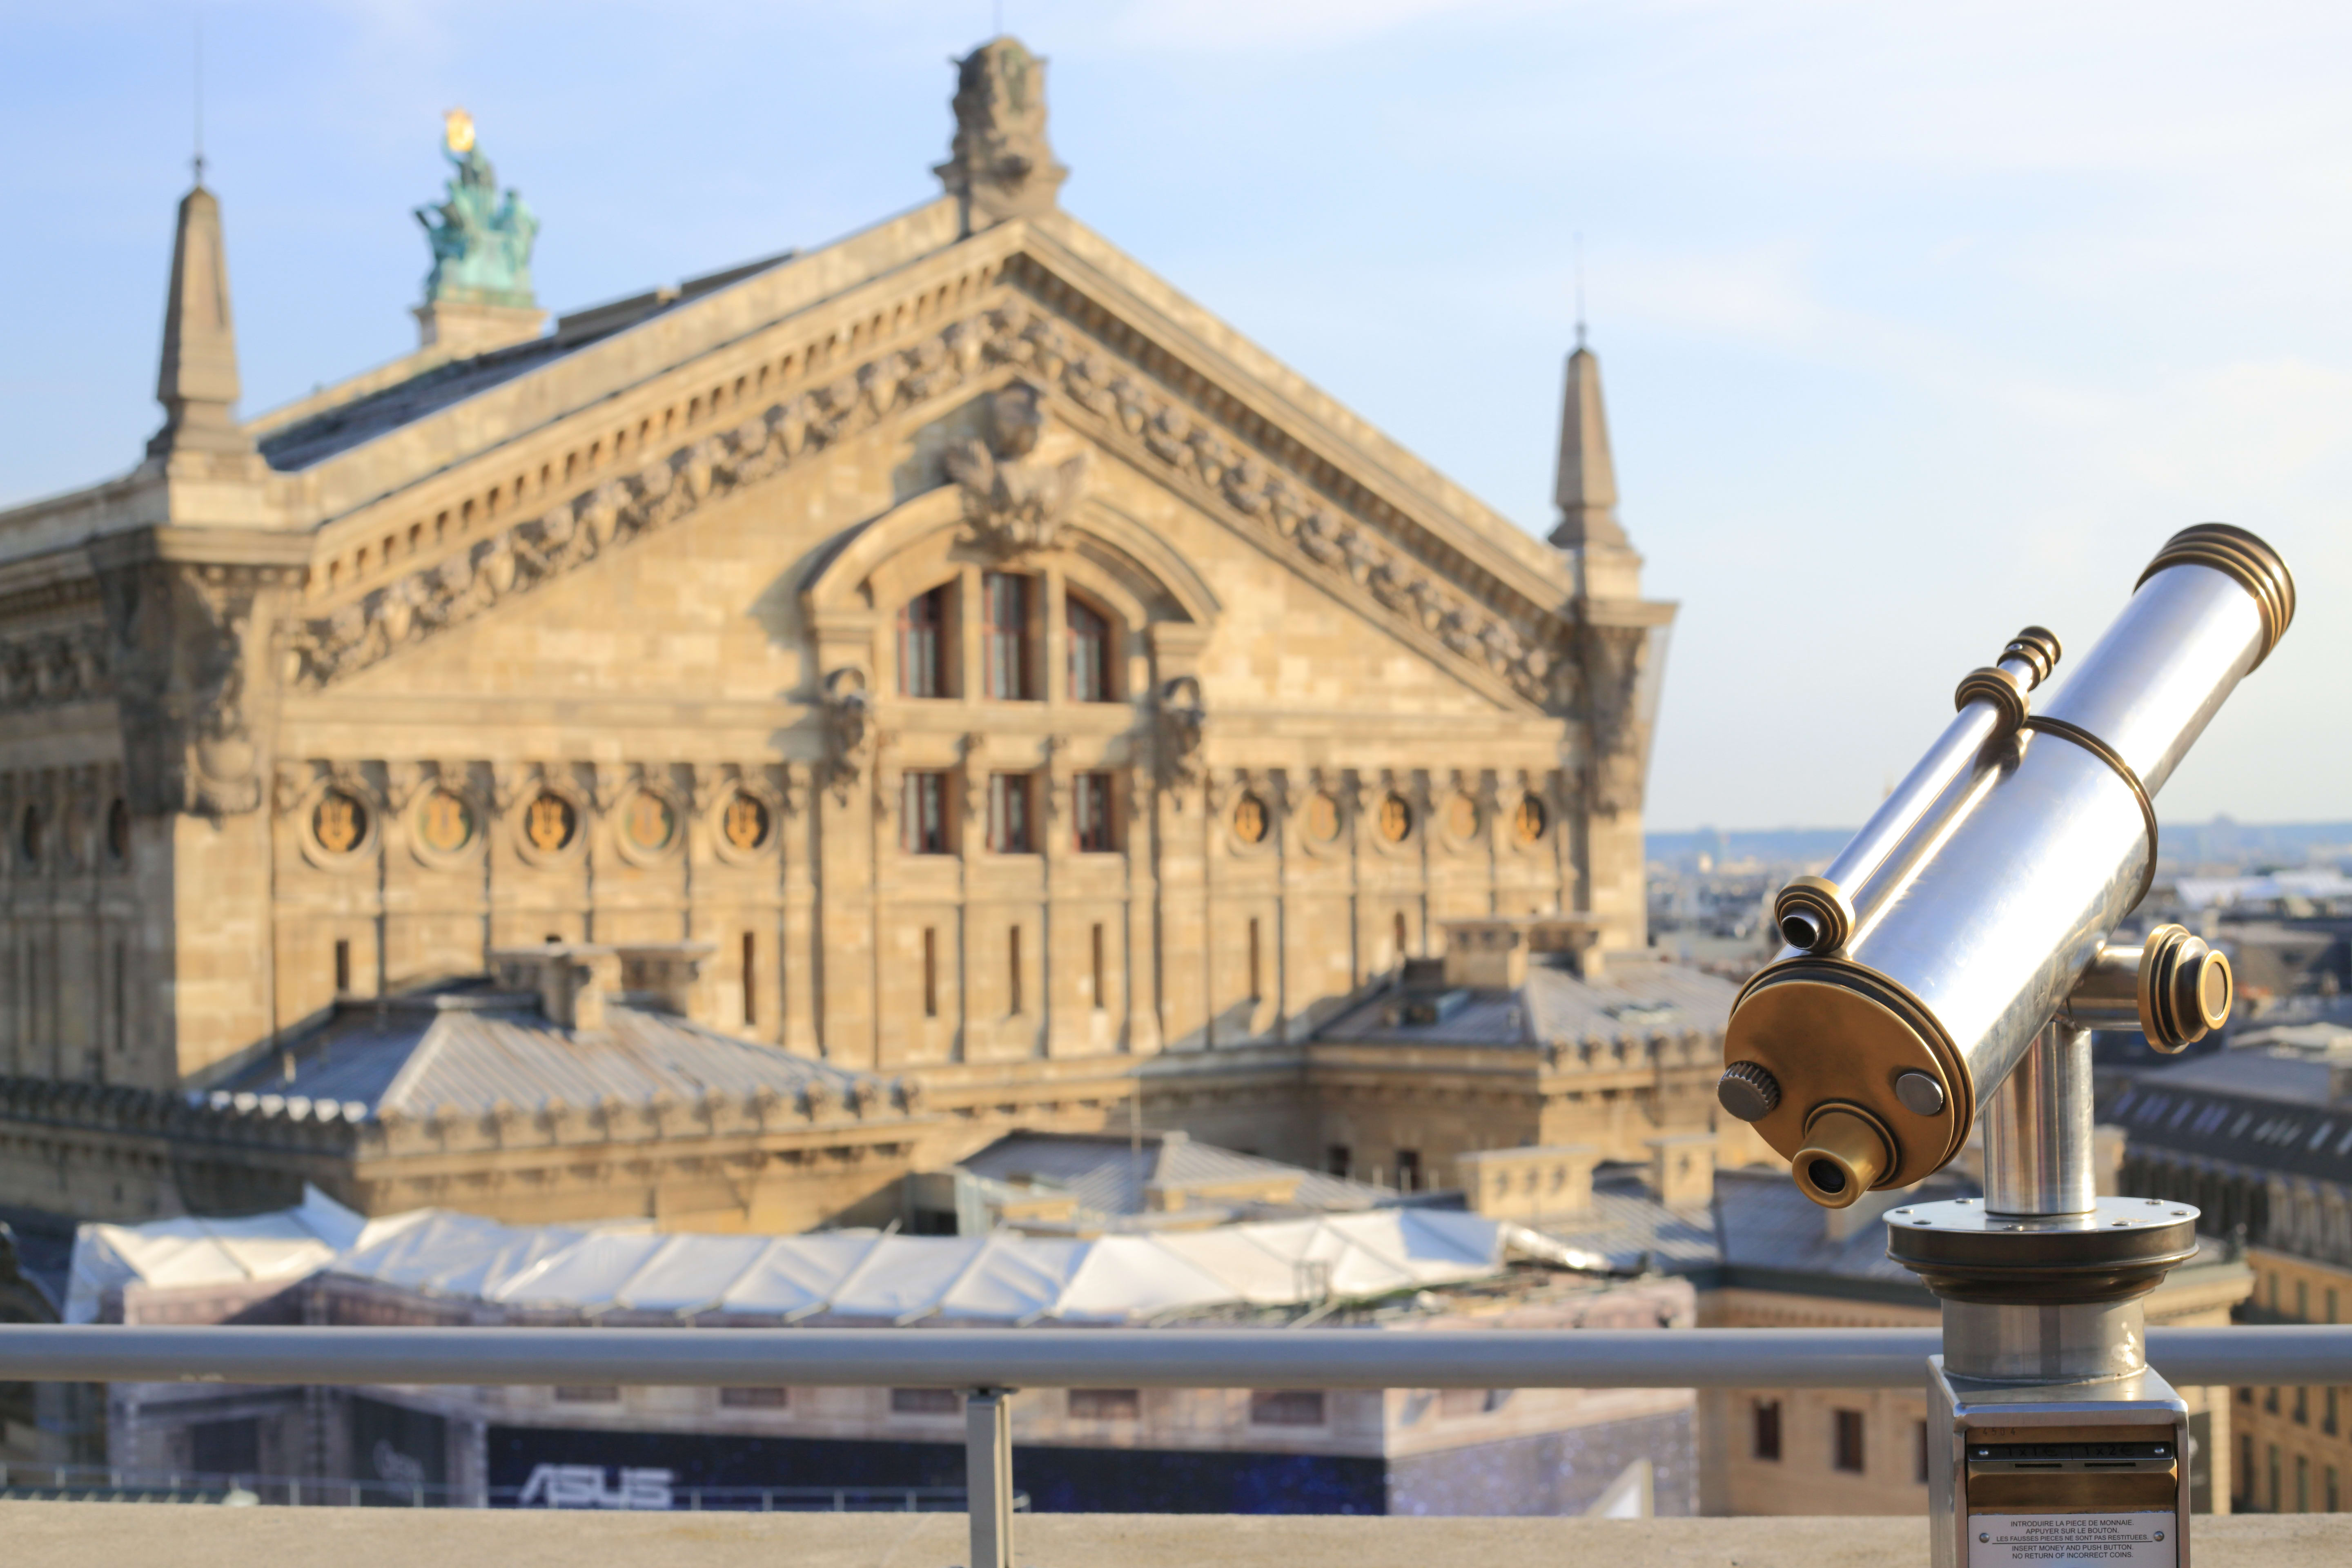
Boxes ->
[1720,525,2294,1207]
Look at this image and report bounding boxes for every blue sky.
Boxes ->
[2,1,2345,832]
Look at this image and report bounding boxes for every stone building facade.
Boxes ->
[0,38,1675,1225]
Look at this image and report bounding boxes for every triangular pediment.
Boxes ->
[281,202,1579,712]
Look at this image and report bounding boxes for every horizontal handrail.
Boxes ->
[2,1324,2349,1388]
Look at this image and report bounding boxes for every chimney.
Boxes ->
[1442,919,1529,990]
[1458,1143,1600,1223]
[491,944,621,1032]
[149,182,256,461]
[1645,1132,1716,1209]
[615,942,718,1023]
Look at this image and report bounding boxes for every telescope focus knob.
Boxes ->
[1717,1060,1783,1122]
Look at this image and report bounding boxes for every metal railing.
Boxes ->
[0,1463,1009,1513]
[6,1323,2352,1566]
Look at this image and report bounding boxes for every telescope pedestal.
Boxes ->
[1925,1358,2189,1568]
[1891,1180,2203,1567]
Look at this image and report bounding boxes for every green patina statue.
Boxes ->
[416,109,538,308]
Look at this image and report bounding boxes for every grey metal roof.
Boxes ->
[206,993,888,1121]
[2103,1049,2352,1185]
[1314,955,1737,1048]
[956,1130,1394,1223]
[259,336,585,472]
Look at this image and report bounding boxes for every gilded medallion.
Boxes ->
[1376,794,1412,844]
[1232,793,1268,846]
[312,791,369,856]
[416,788,477,855]
[722,792,771,853]
[523,792,578,854]
[621,790,677,854]
[1513,793,1547,845]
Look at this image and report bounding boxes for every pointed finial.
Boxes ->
[1548,327,1628,553]
[147,177,254,461]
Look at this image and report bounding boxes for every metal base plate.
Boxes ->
[1889,1197,2200,1304]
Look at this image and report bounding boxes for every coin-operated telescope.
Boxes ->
[1719,523,2294,1568]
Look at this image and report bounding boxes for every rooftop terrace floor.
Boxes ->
[4,1506,2347,1568]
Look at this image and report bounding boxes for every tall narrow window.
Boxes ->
[923,928,939,1019]
[982,572,1031,699]
[1326,1145,1351,1178]
[741,931,757,1026]
[1833,1409,1866,1473]
[901,772,949,853]
[1066,595,1112,702]
[1396,1149,1422,1191]
[1090,922,1106,1010]
[1393,911,1408,965]
[1073,773,1116,853]
[1753,1399,1782,1461]
[898,586,949,697]
[112,940,127,1054]
[1008,925,1024,1015]
[334,939,351,995]
[987,773,1033,853]
[1247,917,1262,1001]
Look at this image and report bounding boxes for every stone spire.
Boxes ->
[148,179,255,460]
[1548,341,1628,552]
[935,36,1068,229]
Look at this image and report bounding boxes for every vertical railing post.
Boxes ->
[964,1388,1015,1568]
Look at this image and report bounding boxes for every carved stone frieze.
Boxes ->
[0,623,111,713]
[289,296,1561,705]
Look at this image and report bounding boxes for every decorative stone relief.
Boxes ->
[1584,622,1657,816]
[943,381,1089,559]
[933,37,1068,225]
[98,560,300,818]
[1152,675,1205,805]
[822,668,874,802]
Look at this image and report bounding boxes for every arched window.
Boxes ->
[1067,594,1115,702]
[982,572,1034,699]
[898,585,951,697]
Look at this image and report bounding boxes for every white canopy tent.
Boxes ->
[67,1191,1592,1325]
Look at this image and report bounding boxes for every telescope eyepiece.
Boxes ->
[1771,875,1855,955]
[1792,1105,1893,1209]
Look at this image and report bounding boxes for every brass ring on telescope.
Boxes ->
[2017,716,2160,912]
[1953,665,2029,733]
[2000,625,2062,687]
[2137,523,2297,668]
